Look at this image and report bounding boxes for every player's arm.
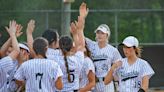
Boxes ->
[70,22,79,52]
[15,80,25,87]
[77,16,85,51]
[5,20,20,60]
[139,75,149,92]
[79,70,95,92]
[54,64,63,90]
[139,61,155,92]
[0,38,11,57]
[78,2,88,51]
[104,61,122,85]
[26,19,36,58]
[55,76,63,90]
[104,66,114,85]
[79,2,96,50]
[14,63,25,87]
[0,23,23,58]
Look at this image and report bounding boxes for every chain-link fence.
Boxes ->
[1,9,164,46]
[0,8,164,88]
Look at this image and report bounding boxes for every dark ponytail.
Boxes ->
[62,50,72,82]
[59,36,73,83]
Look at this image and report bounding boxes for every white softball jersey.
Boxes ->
[1,60,19,92]
[0,56,14,91]
[86,38,122,92]
[114,58,155,92]
[55,51,84,92]
[46,48,62,60]
[79,57,95,89]
[14,58,63,92]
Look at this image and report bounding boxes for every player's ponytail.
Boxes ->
[62,50,72,82]
[59,36,73,83]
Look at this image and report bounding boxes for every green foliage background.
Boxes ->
[0,0,164,45]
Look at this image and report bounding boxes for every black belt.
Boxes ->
[96,77,105,82]
[73,90,78,92]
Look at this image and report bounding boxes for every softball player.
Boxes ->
[85,24,122,92]
[78,3,122,92]
[55,15,85,92]
[55,36,84,92]
[42,29,62,60]
[79,46,95,92]
[104,36,155,92]
[14,37,63,92]
[3,43,30,92]
[0,20,20,91]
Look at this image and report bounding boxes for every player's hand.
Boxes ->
[5,20,17,36]
[111,60,122,70]
[16,24,23,37]
[26,19,35,34]
[70,22,78,34]
[79,2,89,19]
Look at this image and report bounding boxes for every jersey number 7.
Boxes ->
[36,73,43,89]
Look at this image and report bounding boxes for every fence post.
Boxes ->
[61,0,74,36]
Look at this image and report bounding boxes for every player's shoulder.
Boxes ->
[0,56,12,62]
[137,58,149,65]
[106,44,119,52]
[47,59,59,65]
[20,59,34,67]
[46,48,62,55]
[84,57,94,66]
[68,51,84,61]
[84,57,93,63]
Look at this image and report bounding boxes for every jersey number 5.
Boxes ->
[69,70,75,83]
[36,73,43,89]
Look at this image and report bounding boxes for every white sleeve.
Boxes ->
[55,64,63,81]
[14,64,25,81]
[85,38,96,51]
[75,51,84,72]
[141,61,155,78]
[112,49,122,63]
[85,58,95,75]
[51,63,63,82]
[0,56,14,73]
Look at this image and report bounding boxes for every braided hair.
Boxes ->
[59,36,73,82]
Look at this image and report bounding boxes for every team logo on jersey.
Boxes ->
[92,54,108,62]
[118,69,139,81]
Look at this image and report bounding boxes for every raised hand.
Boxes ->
[5,20,17,36]
[26,19,35,34]
[79,2,89,19]
[16,24,23,37]
[70,22,77,34]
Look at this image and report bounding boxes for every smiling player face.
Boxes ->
[96,30,108,43]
